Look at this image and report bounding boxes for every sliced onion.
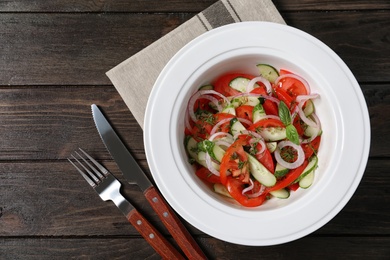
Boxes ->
[297,103,317,128]
[255,114,281,122]
[247,184,265,198]
[210,118,232,135]
[275,73,311,94]
[274,141,305,169]
[231,93,280,105]
[242,179,254,195]
[246,76,272,94]
[185,107,192,131]
[238,117,252,127]
[242,179,266,198]
[188,90,230,122]
[301,113,322,144]
[205,152,220,176]
[296,93,319,103]
[209,131,233,142]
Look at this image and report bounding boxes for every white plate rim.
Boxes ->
[144,22,370,246]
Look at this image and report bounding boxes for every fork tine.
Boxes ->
[78,148,109,177]
[68,158,97,188]
[71,153,102,185]
[74,150,106,179]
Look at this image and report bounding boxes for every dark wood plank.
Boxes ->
[0,0,388,12]
[0,83,387,160]
[0,237,389,259]
[0,11,389,86]
[0,159,388,237]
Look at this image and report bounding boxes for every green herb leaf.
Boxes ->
[286,125,300,145]
[278,101,291,126]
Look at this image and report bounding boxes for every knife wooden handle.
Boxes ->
[127,208,184,260]
[145,186,207,260]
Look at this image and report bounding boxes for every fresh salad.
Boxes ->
[184,64,322,207]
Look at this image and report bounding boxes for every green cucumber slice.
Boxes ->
[198,84,213,91]
[247,153,276,187]
[229,77,259,93]
[304,99,315,117]
[257,127,286,141]
[230,118,247,136]
[253,103,266,123]
[295,155,318,183]
[214,183,232,198]
[299,171,315,189]
[256,64,279,83]
[266,142,277,153]
[274,162,289,178]
[269,188,290,199]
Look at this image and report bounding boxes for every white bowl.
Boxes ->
[144,22,370,246]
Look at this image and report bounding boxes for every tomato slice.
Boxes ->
[248,118,285,132]
[302,135,321,159]
[249,86,267,95]
[213,113,234,133]
[236,105,253,122]
[262,99,278,116]
[191,119,213,141]
[268,160,309,192]
[225,176,268,207]
[254,145,275,173]
[277,71,308,98]
[213,73,253,96]
[274,87,294,108]
[219,135,251,185]
[195,167,221,184]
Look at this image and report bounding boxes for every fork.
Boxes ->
[68,148,184,260]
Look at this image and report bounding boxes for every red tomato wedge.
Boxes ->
[236,105,254,122]
[195,167,221,184]
[219,135,251,185]
[226,176,268,207]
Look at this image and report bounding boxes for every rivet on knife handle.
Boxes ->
[144,186,207,260]
[127,208,185,260]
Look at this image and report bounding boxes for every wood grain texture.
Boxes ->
[0,11,389,86]
[0,159,389,237]
[0,237,389,259]
[0,1,389,259]
[0,0,388,12]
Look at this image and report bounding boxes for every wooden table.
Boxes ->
[1,1,389,259]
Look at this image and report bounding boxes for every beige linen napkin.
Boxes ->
[106,0,285,129]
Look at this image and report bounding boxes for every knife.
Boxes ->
[91,104,207,260]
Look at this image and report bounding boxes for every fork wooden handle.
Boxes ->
[127,208,184,260]
[145,186,207,260]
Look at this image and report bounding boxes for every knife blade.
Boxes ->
[91,104,206,260]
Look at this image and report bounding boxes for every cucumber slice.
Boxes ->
[230,96,260,107]
[247,153,276,187]
[304,99,315,117]
[185,136,199,162]
[256,64,279,83]
[299,171,315,189]
[266,142,277,153]
[229,77,259,93]
[274,162,289,178]
[198,84,213,91]
[304,117,321,138]
[230,118,247,136]
[198,140,226,162]
[295,155,318,183]
[197,151,220,170]
[253,103,266,123]
[269,188,290,199]
[221,104,236,115]
[214,183,232,198]
[257,127,286,141]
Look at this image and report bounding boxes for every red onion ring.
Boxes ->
[210,118,232,135]
[188,90,230,122]
[205,152,220,176]
[246,76,272,94]
[274,140,305,169]
[301,113,322,144]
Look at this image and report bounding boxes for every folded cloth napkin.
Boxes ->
[106,0,285,129]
